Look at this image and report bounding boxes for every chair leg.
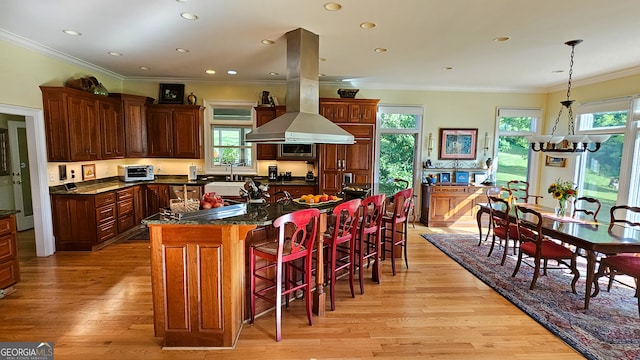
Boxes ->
[305,255,314,326]
[511,251,524,278]
[569,255,579,294]
[275,260,283,342]
[348,243,355,299]
[329,244,337,311]
[529,257,542,290]
[500,237,509,266]
[487,234,497,257]
[358,243,365,295]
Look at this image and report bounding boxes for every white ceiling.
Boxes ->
[2,0,640,92]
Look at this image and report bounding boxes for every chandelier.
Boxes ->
[528,40,609,154]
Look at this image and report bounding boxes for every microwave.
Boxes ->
[118,165,154,182]
[278,144,316,159]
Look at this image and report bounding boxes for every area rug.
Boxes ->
[422,233,640,360]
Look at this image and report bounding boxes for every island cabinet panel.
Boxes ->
[421,184,486,227]
[150,224,253,348]
[0,215,19,290]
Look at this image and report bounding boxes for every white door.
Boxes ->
[8,120,34,230]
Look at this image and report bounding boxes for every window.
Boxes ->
[574,97,636,220]
[204,101,256,174]
[494,108,542,188]
[376,105,422,196]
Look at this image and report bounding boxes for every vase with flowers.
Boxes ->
[547,179,578,217]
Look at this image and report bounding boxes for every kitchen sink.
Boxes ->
[204,181,245,196]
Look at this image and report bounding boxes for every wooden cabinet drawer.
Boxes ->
[116,188,134,201]
[95,192,116,207]
[0,260,19,289]
[117,199,134,217]
[97,220,117,242]
[0,234,17,263]
[118,214,136,233]
[96,203,117,224]
[0,218,14,237]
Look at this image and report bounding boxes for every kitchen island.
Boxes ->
[142,200,335,348]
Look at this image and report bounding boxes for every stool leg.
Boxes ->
[373,230,381,283]
[403,221,409,269]
[275,259,283,342]
[249,247,256,324]
[358,235,365,294]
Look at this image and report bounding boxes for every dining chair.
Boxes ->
[354,193,386,294]
[479,186,509,247]
[572,196,602,222]
[608,205,640,231]
[324,198,361,311]
[249,208,320,342]
[512,205,579,292]
[381,188,413,276]
[506,180,543,204]
[593,253,640,317]
[486,195,535,265]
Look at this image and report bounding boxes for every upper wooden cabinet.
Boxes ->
[319,98,379,124]
[99,100,124,159]
[109,93,155,158]
[146,104,204,159]
[254,106,286,160]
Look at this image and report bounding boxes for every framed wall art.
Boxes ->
[82,164,96,181]
[439,128,478,160]
[158,83,185,104]
[439,172,451,183]
[545,156,567,167]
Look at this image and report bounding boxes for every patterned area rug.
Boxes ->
[422,233,640,360]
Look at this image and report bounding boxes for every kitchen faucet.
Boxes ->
[226,162,245,181]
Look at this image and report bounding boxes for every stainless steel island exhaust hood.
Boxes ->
[245,28,354,144]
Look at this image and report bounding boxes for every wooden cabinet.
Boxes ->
[254,106,286,160]
[319,98,379,124]
[109,93,155,158]
[421,184,486,227]
[116,188,135,233]
[144,184,169,217]
[42,86,133,161]
[51,187,145,251]
[99,100,124,159]
[147,104,204,158]
[0,214,19,290]
[319,124,374,195]
[267,184,317,202]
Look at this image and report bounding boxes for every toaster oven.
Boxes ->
[118,165,155,182]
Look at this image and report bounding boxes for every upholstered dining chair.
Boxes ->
[249,208,320,342]
[479,186,509,247]
[507,180,543,204]
[354,193,386,294]
[381,188,413,276]
[512,205,580,292]
[593,204,640,309]
[572,196,602,222]
[324,198,361,311]
[486,195,535,265]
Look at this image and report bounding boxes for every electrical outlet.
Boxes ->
[49,172,55,182]
[197,166,203,172]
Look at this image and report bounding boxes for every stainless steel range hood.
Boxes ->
[245,28,354,144]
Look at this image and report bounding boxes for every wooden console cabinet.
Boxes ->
[0,214,19,290]
[421,184,487,227]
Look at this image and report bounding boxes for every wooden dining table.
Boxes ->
[476,202,640,310]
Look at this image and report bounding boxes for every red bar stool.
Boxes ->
[354,193,386,294]
[381,188,413,275]
[249,208,320,342]
[325,198,361,311]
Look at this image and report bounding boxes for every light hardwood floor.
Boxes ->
[3,225,583,359]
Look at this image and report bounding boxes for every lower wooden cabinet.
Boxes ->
[421,184,486,227]
[0,214,19,290]
[267,184,317,202]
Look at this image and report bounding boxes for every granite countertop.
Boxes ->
[142,200,336,226]
[0,210,20,219]
[49,175,318,196]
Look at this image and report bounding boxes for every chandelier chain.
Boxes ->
[566,43,576,135]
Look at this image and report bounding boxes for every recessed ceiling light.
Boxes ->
[176,0,187,2]
[139,66,151,70]
[319,73,325,77]
[319,57,326,62]
[360,22,376,29]
[261,39,275,45]
[176,48,190,53]
[205,69,216,75]
[324,2,342,11]
[62,29,81,36]
[227,70,237,75]
[180,12,198,20]
[269,72,279,76]
[374,47,388,53]
[493,36,511,42]
[552,70,564,73]
[442,66,454,70]
[108,52,123,56]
